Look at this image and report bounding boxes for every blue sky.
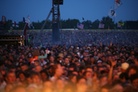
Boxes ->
[0,0,138,22]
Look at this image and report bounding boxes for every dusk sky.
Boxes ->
[0,0,138,23]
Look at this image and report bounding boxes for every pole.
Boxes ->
[41,8,53,31]
[23,23,28,45]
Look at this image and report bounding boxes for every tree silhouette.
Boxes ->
[102,16,114,29]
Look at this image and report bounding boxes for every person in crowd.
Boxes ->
[54,79,65,92]
[100,85,111,92]
[130,73,138,91]
[16,71,27,87]
[50,63,64,82]
[134,56,138,66]
[76,77,88,92]
[4,71,18,92]
[10,85,27,92]
[40,69,49,82]
[0,72,6,92]
[27,72,43,92]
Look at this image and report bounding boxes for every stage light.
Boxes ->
[53,0,63,5]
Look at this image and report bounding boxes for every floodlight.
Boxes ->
[53,0,63,5]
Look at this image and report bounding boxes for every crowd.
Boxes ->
[31,29,138,47]
[0,29,138,92]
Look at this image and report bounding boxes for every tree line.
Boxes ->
[0,16,138,30]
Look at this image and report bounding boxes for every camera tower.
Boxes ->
[41,0,63,43]
[52,0,63,42]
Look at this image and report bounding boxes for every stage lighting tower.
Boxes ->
[52,0,63,42]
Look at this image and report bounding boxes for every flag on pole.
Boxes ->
[1,16,6,24]
[111,9,115,16]
[109,9,116,17]
[115,0,121,5]
[23,17,25,23]
[82,17,85,21]
[115,0,122,9]
[117,22,121,28]
[23,16,34,29]
[99,21,104,29]
[117,21,124,28]
[77,23,84,29]
[12,21,19,27]
[25,16,31,27]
